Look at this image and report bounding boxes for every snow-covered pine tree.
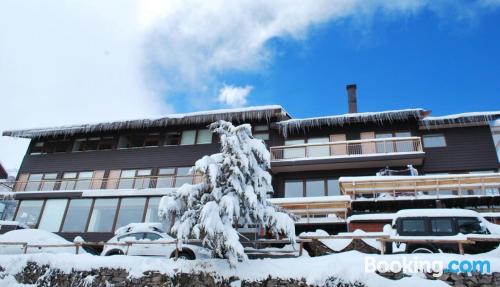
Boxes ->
[158,120,295,265]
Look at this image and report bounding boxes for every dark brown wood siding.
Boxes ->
[18,144,221,173]
[421,126,499,173]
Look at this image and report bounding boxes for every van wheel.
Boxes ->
[171,250,195,260]
[411,247,434,254]
[106,249,124,256]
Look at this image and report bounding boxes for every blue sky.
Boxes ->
[1,1,500,171]
[190,8,500,118]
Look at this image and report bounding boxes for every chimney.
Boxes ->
[346,84,357,113]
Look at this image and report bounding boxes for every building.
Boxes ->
[1,86,500,241]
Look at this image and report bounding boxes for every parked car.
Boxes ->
[387,209,500,254]
[101,223,211,259]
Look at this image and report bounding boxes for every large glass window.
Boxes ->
[196,129,212,144]
[60,171,93,190]
[118,169,153,189]
[145,197,161,222]
[62,199,92,232]
[284,139,305,159]
[38,199,68,232]
[253,125,269,141]
[15,200,44,228]
[180,130,196,145]
[327,179,340,196]
[284,181,303,198]
[40,173,57,191]
[376,132,394,153]
[87,198,118,232]
[115,197,147,230]
[306,180,325,197]
[423,134,447,148]
[118,170,136,189]
[75,171,94,190]
[307,137,330,158]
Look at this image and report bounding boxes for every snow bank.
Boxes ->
[0,229,83,254]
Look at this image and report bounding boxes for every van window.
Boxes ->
[431,218,454,235]
[400,218,426,235]
[117,233,144,241]
[457,218,485,234]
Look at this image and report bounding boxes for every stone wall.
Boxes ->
[0,262,367,287]
[379,270,500,287]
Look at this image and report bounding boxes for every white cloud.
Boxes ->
[1,0,499,174]
[218,85,253,107]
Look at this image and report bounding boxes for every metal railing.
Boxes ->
[13,175,202,192]
[270,137,423,161]
[339,173,500,199]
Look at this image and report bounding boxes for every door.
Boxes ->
[329,134,346,156]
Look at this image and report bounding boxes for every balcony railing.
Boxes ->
[339,173,500,199]
[13,175,202,192]
[270,137,423,161]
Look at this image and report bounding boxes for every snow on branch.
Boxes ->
[276,109,427,137]
[3,105,289,139]
[158,120,295,266]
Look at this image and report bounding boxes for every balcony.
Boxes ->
[270,137,425,173]
[339,173,500,200]
[13,175,201,193]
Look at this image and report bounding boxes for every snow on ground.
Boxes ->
[0,229,83,254]
[2,250,491,287]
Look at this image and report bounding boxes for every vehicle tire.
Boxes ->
[411,247,435,254]
[105,249,124,256]
[171,250,195,260]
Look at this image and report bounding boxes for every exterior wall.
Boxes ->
[348,221,391,232]
[421,126,499,173]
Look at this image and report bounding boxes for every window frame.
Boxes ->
[423,134,447,148]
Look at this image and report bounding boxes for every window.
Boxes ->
[174,167,193,187]
[327,179,340,196]
[24,174,43,191]
[307,137,330,157]
[376,132,394,153]
[400,218,426,235]
[431,218,454,234]
[144,133,161,147]
[115,197,147,230]
[118,233,144,241]
[284,181,303,198]
[73,137,114,151]
[253,125,269,141]
[165,132,182,145]
[284,139,305,159]
[15,200,44,228]
[98,137,115,150]
[306,180,325,197]
[145,197,161,222]
[180,130,196,145]
[144,232,162,241]
[60,171,93,190]
[457,218,485,235]
[38,199,68,232]
[157,168,175,188]
[423,134,446,148]
[196,129,212,144]
[85,137,100,150]
[62,199,92,232]
[30,141,45,155]
[117,169,152,189]
[87,198,119,232]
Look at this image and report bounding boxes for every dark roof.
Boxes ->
[2,105,291,139]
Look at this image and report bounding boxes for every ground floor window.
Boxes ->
[145,197,161,222]
[14,200,43,228]
[87,198,119,232]
[38,199,67,232]
[115,197,147,230]
[62,199,93,232]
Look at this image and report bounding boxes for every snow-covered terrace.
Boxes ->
[339,173,500,199]
[2,105,290,139]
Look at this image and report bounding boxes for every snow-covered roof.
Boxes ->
[2,105,290,139]
[394,208,480,218]
[420,111,500,129]
[347,213,395,223]
[276,108,427,137]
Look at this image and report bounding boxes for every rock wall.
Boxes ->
[0,262,366,287]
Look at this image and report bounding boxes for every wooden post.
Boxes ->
[458,242,464,255]
[380,239,386,255]
[23,244,28,254]
[125,243,130,255]
[299,241,304,256]
[75,244,80,254]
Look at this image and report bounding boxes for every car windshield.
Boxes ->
[457,218,488,235]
